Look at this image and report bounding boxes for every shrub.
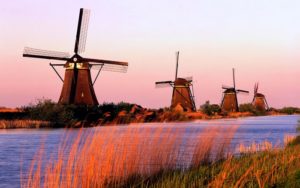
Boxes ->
[22,99,76,126]
[239,103,255,113]
[22,99,102,127]
[239,103,267,116]
[279,107,300,115]
[200,101,221,116]
[21,99,139,126]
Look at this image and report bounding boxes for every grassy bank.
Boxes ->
[1,99,300,128]
[0,120,51,129]
[22,123,300,187]
[132,140,300,187]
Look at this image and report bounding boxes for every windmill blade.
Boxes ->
[254,82,259,95]
[23,47,70,61]
[83,57,128,66]
[90,63,128,73]
[175,51,179,79]
[236,89,249,93]
[232,68,236,89]
[155,83,173,88]
[155,81,173,88]
[156,81,173,84]
[74,8,90,54]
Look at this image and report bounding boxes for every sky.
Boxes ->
[0,0,300,108]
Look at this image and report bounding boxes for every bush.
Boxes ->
[239,103,267,116]
[21,99,140,126]
[22,99,101,127]
[239,103,254,112]
[278,107,300,115]
[98,102,135,122]
[22,99,75,126]
[200,101,221,116]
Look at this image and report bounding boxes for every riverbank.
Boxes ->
[21,120,300,187]
[0,102,299,128]
[123,137,300,187]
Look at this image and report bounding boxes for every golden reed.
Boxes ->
[22,125,239,187]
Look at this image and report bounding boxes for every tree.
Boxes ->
[200,101,221,116]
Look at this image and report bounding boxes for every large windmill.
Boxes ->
[155,52,196,112]
[221,68,249,112]
[252,83,269,111]
[23,8,128,105]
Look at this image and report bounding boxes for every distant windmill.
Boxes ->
[221,68,249,112]
[155,51,196,111]
[23,8,128,105]
[252,83,269,111]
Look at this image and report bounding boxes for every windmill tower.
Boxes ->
[221,68,249,112]
[155,52,196,112]
[252,83,269,111]
[23,9,128,106]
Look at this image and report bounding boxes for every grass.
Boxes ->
[21,126,238,187]
[0,120,51,129]
[20,120,300,187]
[138,144,300,187]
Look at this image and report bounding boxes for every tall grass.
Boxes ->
[22,125,300,187]
[0,120,50,129]
[22,126,238,187]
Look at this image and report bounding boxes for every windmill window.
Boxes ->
[67,63,75,69]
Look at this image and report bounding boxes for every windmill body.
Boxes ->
[252,83,269,111]
[23,9,128,105]
[59,62,98,105]
[156,52,196,112]
[221,88,239,112]
[221,69,249,112]
[171,78,196,111]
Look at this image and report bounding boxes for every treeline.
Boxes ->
[20,99,138,127]
[200,101,300,116]
[1,99,299,128]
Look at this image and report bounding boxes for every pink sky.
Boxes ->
[0,0,300,108]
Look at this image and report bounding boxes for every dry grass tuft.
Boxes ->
[22,126,238,187]
[0,120,51,129]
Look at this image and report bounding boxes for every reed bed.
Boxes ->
[22,126,238,188]
[133,136,300,187]
[22,125,299,187]
[0,120,51,129]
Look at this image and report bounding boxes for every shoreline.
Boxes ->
[0,109,298,129]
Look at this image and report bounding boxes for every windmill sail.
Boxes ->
[23,47,70,61]
[155,81,173,88]
[74,9,90,54]
[90,63,128,73]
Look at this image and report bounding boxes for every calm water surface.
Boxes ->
[0,115,299,188]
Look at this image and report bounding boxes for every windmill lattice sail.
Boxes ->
[155,51,196,112]
[23,8,128,105]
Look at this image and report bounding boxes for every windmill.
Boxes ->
[221,68,249,112]
[252,83,269,111]
[23,8,128,105]
[155,51,196,112]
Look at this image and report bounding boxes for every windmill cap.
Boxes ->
[255,93,265,97]
[174,78,191,85]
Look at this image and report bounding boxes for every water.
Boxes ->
[0,115,299,188]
